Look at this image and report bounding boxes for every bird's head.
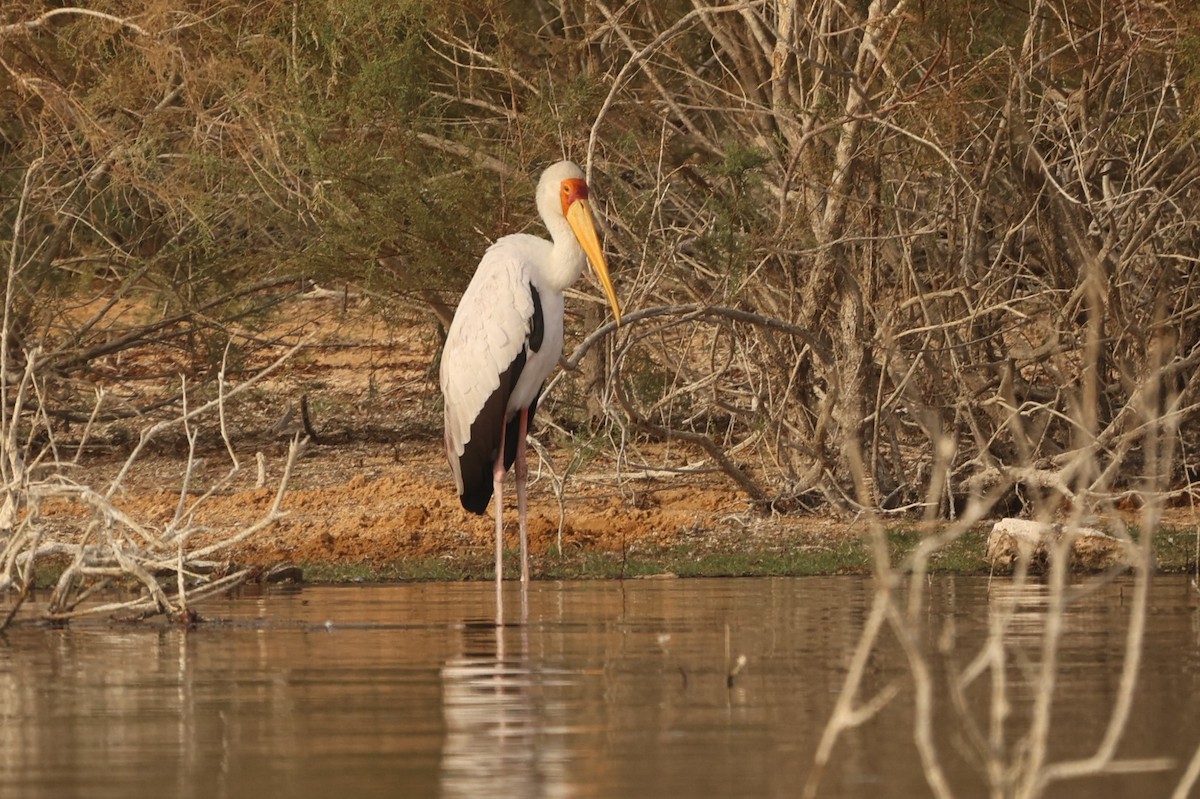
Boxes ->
[539,160,622,326]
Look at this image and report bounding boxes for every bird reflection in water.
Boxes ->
[439,588,569,798]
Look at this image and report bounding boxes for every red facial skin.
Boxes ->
[560,178,589,216]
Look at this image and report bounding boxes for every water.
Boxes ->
[1,575,1198,798]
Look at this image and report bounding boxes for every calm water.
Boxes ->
[1,575,1199,798]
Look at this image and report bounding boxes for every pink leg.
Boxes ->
[492,421,507,624]
[515,408,531,585]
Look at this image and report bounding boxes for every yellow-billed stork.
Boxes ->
[440,160,621,604]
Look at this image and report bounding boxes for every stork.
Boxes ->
[439,160,621,608]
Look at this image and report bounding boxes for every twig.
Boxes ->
[300,394,322,444]
[563,304,831,370]
[0,7,151,38]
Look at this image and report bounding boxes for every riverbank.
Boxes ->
[39,297,1200,585]
[70,432,1197,585]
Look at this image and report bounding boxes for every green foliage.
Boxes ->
[0,0,531,417]
[289,524,1176,582]
[4,0,1200,516]
[1180,10,1200,112]
[716,143,769,182]
[689,143,772,285]
[625,349,670,412]
[912,0,1031,55]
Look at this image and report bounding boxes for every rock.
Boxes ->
[985,518,1136,572]
[263,563,305,584]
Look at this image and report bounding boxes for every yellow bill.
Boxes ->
[566,198,622,326]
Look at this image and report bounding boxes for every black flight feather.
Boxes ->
[528,284,544,353]
[458,350,524,514]
[457,282,546,515]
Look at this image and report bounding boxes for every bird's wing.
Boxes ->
[440,237,544,490]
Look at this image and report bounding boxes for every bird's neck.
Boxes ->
[543,214,586,292]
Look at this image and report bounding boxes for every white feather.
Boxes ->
[440,236,566,490]
[439,160,594,499]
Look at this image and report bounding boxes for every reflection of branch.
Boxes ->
[1174,744,1200,799]
[887,599,955,799]
[802,591,896,799]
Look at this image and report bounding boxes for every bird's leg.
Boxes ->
[493,422,507,625]
[515,407,530,585]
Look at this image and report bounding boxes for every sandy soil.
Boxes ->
[45,294,1199,580]
[66,295,842,576]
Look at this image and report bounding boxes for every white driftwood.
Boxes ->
[985,518,1135,571]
